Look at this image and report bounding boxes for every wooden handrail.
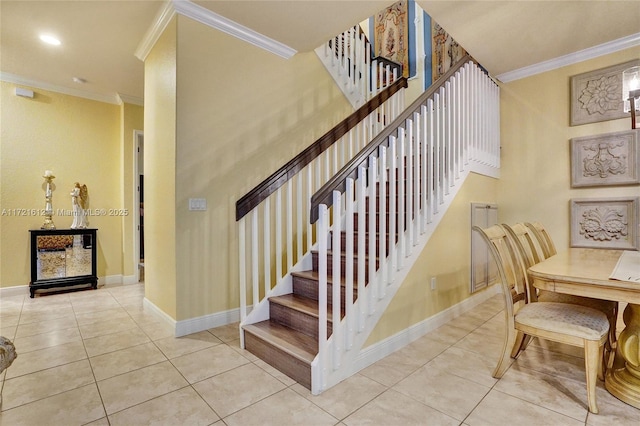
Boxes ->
[235,76,408,221]
[310,54,478,223]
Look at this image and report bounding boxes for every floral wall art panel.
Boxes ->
[570,129,640,187]
[431,21,467,83]
[570,197,639,250]
[374,0,415,78]
[570,59,640,126]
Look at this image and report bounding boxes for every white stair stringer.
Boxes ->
[312,159,500,394]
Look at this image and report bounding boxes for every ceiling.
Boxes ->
[1,0,638,104]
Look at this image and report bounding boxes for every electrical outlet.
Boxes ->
[430,277,437,290]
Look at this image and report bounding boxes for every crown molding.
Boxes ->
[135,0,297,62]
[134,1,177,61]
[496,33,640,83]
[117,93,144,106]
[0,72,122,105]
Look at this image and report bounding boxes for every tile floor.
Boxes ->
[1,283,639,425]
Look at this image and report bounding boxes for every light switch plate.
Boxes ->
[189,198,207,211]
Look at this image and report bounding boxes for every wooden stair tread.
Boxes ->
[291,270,334,284]
[243,321,317,363]
[270,294,330,318]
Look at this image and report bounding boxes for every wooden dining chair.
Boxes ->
[524,222,557,259]
[473,225,610,414]
[516,222,618,369]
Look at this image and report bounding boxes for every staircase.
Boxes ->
[236,26,500,395]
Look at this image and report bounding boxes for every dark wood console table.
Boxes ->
[29,228,98,298]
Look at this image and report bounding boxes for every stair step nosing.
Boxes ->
[243,324,316,364]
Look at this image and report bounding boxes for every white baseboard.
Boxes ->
[0,285,29,298]
[354,284,501,372]
[175,308,241,337]
[142,297,177,331]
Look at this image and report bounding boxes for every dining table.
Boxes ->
[528,248,640,409]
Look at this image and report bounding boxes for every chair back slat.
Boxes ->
[525,222,557,259]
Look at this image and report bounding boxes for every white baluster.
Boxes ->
[420,105,428,233]
[405,119,413,256]
[388,136,397,281]
[345,177,355,349]
[251,209,259,308]
[367,155,377,314]
[356,166,366,330]
[263,198,271,295]
[412,112,420,244]
[317,203,328,387]
[275,189,282,282]
[378,145,386,298]
[307,167,313,253]
[397,127,405,269]
[426,98,434,222]
[332,190,342,370]
[286,180,293,271]
[444,81,451,195]
[296,177,303,262]
[239,218,247,325]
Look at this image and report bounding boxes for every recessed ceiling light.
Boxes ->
[39,34,61,46]
[72,77,87,84]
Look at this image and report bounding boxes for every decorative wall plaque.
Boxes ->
[570,129,640,187]
[570,59,640,126]
[570,197,639,250]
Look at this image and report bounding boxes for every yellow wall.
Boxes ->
[143,17,178,318]
[168,15,353,320]
[366,172,498,344]
[0,82,141,287]
[498,47,640,249]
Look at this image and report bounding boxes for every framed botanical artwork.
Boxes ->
[570,129,640,187]
[570,59,640,126]
[570,197,639,250]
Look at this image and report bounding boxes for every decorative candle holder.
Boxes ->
[41,171,56,229]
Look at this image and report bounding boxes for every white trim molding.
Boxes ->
[496,33,640,83]
[135,0,297,62]
[0,72,122,105]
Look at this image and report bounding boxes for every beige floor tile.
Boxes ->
[343,388,459,426]
[425,322,472,345]
[587,385,640,425]
[17,306,76,325]
[428,345,500,388]
[0,313,20,328]
[83,326,151,357]
[154,330,222,359]
[298,373,387,420]
[14,314,78,338]
[358,346,430,387]
[79,316,139,339]
[75,306,131,326]
[84,417,111,426]
[171,344,250,383]
[193,363,286,418]
[223,388,338,426]
[12,326,81,353]
[453,326,504,359]
[448,312,487,332]
[1,325,16,340]
[1,359,94,410]
[529,336,585,358]
[514,345,588,384]
[89,341,167,381]
[253,358,297,386]
[227,338,260,362]
[466,389,584,425]
[108,386,219,426]
[0,383,105,426]
[495,363,590,421]
[5,340,87,379]
[393,364,491,421]
[137,319,175,341]
[208,322,241,342]
[97,361,189,415]
[399,335,451,365]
